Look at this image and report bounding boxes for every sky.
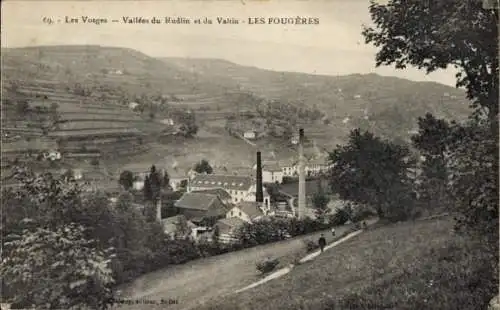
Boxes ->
[2,0,458,86]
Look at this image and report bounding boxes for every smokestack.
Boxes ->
[298,128,306,219]
[256,151,264,203]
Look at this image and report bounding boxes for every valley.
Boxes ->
[1,45,472,187]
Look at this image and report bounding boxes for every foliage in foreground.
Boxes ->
[256,258,280,274]
[1,224,115,309]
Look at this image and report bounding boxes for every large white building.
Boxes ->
[187,173,271,206]
[188,174,252,204]
[252,162,284,184]
[281,157,332,177]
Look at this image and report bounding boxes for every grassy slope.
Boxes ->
[196,217,498,310]
[113,222,365,310]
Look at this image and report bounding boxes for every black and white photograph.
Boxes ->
[1,0,498,309]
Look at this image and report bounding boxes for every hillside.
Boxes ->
[163,57,472,144]
[1,45,472,178]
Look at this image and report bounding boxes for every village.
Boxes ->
[114,142,337,245]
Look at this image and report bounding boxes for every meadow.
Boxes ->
[195,216,497,310]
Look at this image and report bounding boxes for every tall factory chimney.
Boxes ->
[256,151,264,203]
[298,128,306,219]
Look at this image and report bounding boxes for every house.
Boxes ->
[73,169,83,180]
[241,185,272,213]
[215,217,246,244]
[192,188,232,205]
[160,118,175,126]
[132,172,147,191]
[243,130,256,140]
[187,174,254,204]
[43,150,61,161]
[168,169,189,191]
[306,157,330,176]
[281,159,299,177]
[226,201,265,223]
[281,157,331,177]
[253,162,284,184]
[174,192,228,225]
[161,214,196,240]
[129,102,139,110]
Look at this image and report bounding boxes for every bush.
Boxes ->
[329,207,351,226]
[256,258,280,274]
[303,239,319,253]
[351,208,377,223]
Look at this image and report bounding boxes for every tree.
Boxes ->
[194,159,213,174]
[328,129,414,220]
[311,179,331,222]
[363,0,498,236]
[143,175,153,202]
[119,170,134,190]
[1,167,117,309]
[447,123,498,240]
[178,111,198,137]
[363,0,498,123]
[1,224,115,309]
[411,113,451,203]
[142,165,163,222]
[163,170,170,189]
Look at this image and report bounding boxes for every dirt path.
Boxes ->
[113,219,378,310]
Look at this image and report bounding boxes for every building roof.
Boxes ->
[253,161,282,172]
[192,188,231,200]
[246,186,270,199]
[308,157,329,166]
[190,174,253,191]
[263,164,282,172]
[236,201,264,219]
[216,217,246,234]
[161,215,196,234]
[161,214,187,225]
[278,179,330,197]
[175,192,221,211]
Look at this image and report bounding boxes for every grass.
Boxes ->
[112,224,359,310]
[195,217,498,310]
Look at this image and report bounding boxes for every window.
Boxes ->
[239,212,242,216]
[231,211,233,216]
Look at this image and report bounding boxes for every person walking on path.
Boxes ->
[318,234,326,253]
[331,227,336,236]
